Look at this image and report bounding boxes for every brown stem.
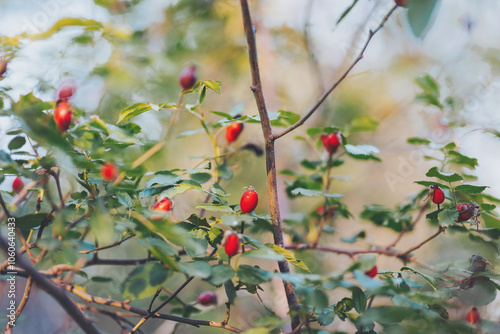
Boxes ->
[79,233,135,254]
[398,226,445,258]
[311,153,334,247]
[0,235,100,334]
[0,192,11,219]
[63,283,243,333]
[239,0,301,330]
[274,5,398,140]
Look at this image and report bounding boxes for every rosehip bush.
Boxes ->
[1,1,500,334]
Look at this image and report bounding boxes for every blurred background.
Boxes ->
[1,0,500,333]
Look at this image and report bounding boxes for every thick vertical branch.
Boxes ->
[239,0,301,330]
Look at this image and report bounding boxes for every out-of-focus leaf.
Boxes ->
[8,136,26,150]
[406,0,440,39]
[122,262,170,299]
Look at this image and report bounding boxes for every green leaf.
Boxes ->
[270,110,301,127]
[208,264,235,286]
[426,167,463,183]
[8,136,26,151]
[401,266,437,290]
[415,75,440,97]
[342,231,366,244]
[348,115,379,132]
[437,207,458,227]
[317,311,335,326]
[448,151,478,168]
[91,276,114,283]
[224,279,237,305]
[344,144,381,161]
[178,261,211,279]
[116,103,152,124]
[237,265,273,285]
[457,278,497,306]
[406,0,440,39]
[190,172,212,184]
[290,188,343,199]
[266,244,310,272]
[241,247,285,262]
[415,92,442,109]
[336,0,359,24]
[16,213,52,230]
[203,80,222,94]
[122,262,170,300]
[199,86,207,104]
[115,191,133,208]
[352,287,367,314]
[454,184,487,195]
[407,137,431,145]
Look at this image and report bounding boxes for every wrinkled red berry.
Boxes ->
[224,232,240,257]
[12,177,24,194]
[54,101,72,132]
[57,80,76,100]
[365,265,378,278]
[395,0,408,7]
[429,184,445,204]
[240,186,258,213]
[152,197,174,212]
[225,123,244,143]
[197,291,217,306]
[179,65,197,90]
[465,307,480,325]
[321,132,341,154]
[100,162,119,182]
[457,203,473,222]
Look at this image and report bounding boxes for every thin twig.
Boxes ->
[398,226,445,258]
[79,234,135,254]
[274,5,398,140]
[4,275,33,332]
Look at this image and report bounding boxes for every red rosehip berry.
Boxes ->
[179,65,197,90]
[429,184,445,205]
[456,203,474,222]
[12,177,24,195]
[0,59,7,78]
[57,80,76,100]
[152,197,174,212]
[225,123,244,143]
[100,162,119,182]
[197,291,217,306]
[365,265,378,278]
[395,0,408,7]
[240,186,258,213]
[224,232,240,257]
[54,101,73,132]
[321,132,341,154]
[465,307,480,325]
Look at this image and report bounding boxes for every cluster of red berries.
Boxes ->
[429,184,479,223]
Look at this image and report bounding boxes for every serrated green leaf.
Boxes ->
[438,207,458,227]
[352,287,367,313]
[116,103,152,124]
[266,243,310,272]
[208,264,235,286]
[454,184,487,195]
[237,265,272,285]
[426,167,463,183]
